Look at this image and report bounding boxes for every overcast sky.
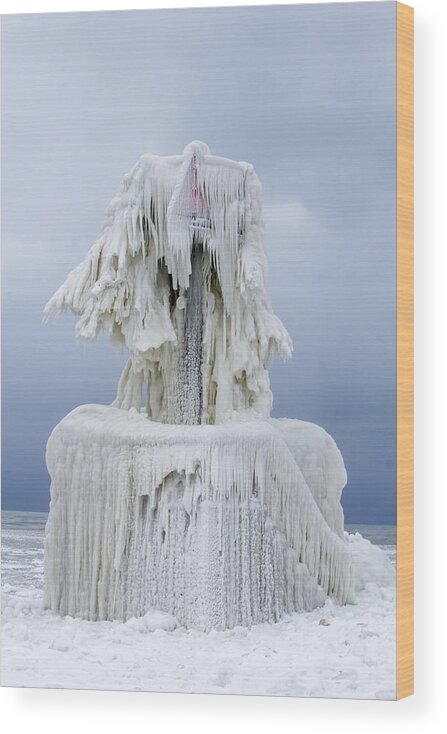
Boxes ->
[1,2,396,522]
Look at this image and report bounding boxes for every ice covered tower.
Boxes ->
[44,141,292,425]
[43,142,355,629]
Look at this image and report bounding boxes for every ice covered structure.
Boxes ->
[44,141,355,629]
[44,140,291,425]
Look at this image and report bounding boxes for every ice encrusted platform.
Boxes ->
[44,405,355,630]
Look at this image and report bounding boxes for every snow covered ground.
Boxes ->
[1,512,396,699]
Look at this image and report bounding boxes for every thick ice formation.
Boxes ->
[43,142,356,630]
[44,141,292,425]
[45,406,354,629]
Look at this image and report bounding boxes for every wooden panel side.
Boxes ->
[396,1,414,701]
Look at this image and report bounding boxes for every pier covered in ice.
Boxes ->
[44,141,355,629]
[45,406,353,628]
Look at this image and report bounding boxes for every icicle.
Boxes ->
[44,142,291,425]
[44,405,354,630]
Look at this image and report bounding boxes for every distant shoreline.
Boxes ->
[1,510,397,545]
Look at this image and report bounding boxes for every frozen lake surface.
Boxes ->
[1,511,396,698]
